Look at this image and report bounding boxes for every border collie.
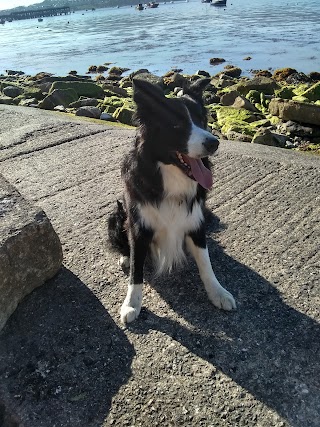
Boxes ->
[108,78,236,323]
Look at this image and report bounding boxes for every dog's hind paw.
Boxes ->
[210,288,236,311]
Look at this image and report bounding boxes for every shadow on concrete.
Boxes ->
[0,268,134,427]
[129,214,320,426]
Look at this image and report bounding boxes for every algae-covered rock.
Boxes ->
[113,106,134,125]
[272,68,297,81]
[210,58,226,65]
[39,88,79,110]
[163,72,186,90]
[223,66,242,78]
[246,90,261,104]
[50,81,104,99]
[292,95,309,103]
[216,106,259,136]
[300,82,320,102]
[236,77,279,95]
[275,86,295,99]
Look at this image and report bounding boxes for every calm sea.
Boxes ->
[1,0,320,77]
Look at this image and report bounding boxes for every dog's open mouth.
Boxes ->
[176,151,213,189]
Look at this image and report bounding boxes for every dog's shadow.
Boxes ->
[130,213,320,426]
[0,268,135,427]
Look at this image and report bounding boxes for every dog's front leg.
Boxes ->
[186,227,236,311]
[120,226,153,324]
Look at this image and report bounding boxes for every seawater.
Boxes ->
[1,0,320,76]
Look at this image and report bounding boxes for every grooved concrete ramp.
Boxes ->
[0,105,319,427]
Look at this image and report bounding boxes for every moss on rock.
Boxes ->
[50,81,104,99]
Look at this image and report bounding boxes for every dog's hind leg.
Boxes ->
[121,226,153,324]
[186,229,236,311]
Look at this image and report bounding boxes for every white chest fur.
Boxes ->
[138,163,204,273]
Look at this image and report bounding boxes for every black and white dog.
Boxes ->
[108,78,236,323]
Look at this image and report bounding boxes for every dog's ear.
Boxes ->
[183,78,211,102]
[132,79,175,124]
[133,79,165,108]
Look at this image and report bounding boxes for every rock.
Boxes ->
[75,106,102,119]
[49,81,104,99]
[108,66,129,76]
[5,70,25,76]
[275,86,295,100]
[19,98,38,107]
[216,106,258,137]
[103,84,128,97]
[308,71,320,81]
[232,95,259,112]
[226,130,252,142]
[113,106,134,125]
[300,82,320,102]
[53,105,66,112]
[79,97,99,107]
[3,85,23,98]
[100,112,115,121]
[131,72,163,86]
[246,90,261,104]
[278,120,320,137]
[269,98,320,126]
[97,65,109,73]
[220,90,241,106]
[0,175,63,331]
[252,70,272,78]
[236,77,279,95]
[272,67,297,82]
[196,70,211,77]
[163,72,186,90]
[286,72,310,85]
[0,96,15,105]
[39,88,79,110]
[209,58,226,65]
[223,66,242,78]
[215,75,237,89]
[251,128,288,147]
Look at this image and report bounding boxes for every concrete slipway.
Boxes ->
[0,105,319,427]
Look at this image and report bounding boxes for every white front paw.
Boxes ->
[210,287,236,311]
[120,284,143,324]
[121,304,141,324]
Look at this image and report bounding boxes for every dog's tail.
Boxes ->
[107,200,130,257]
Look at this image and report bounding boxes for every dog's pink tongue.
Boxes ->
[183,155,213,189]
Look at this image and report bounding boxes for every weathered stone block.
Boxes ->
[269,98,320,126]
[0,175,63,331]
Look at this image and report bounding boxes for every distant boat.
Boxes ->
[136,3,144,10]
[210,0,227,6]
[147,2,159,7]
[38,18,43,22]
[201,0,212,3]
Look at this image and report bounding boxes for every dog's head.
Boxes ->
[132,78,218,190]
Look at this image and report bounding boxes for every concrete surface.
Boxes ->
[0,104,319,427]
[0,174,62,331]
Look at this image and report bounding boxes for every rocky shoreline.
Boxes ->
[1,64,320,154]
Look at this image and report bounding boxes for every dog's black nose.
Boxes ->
[203,134,219,154]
